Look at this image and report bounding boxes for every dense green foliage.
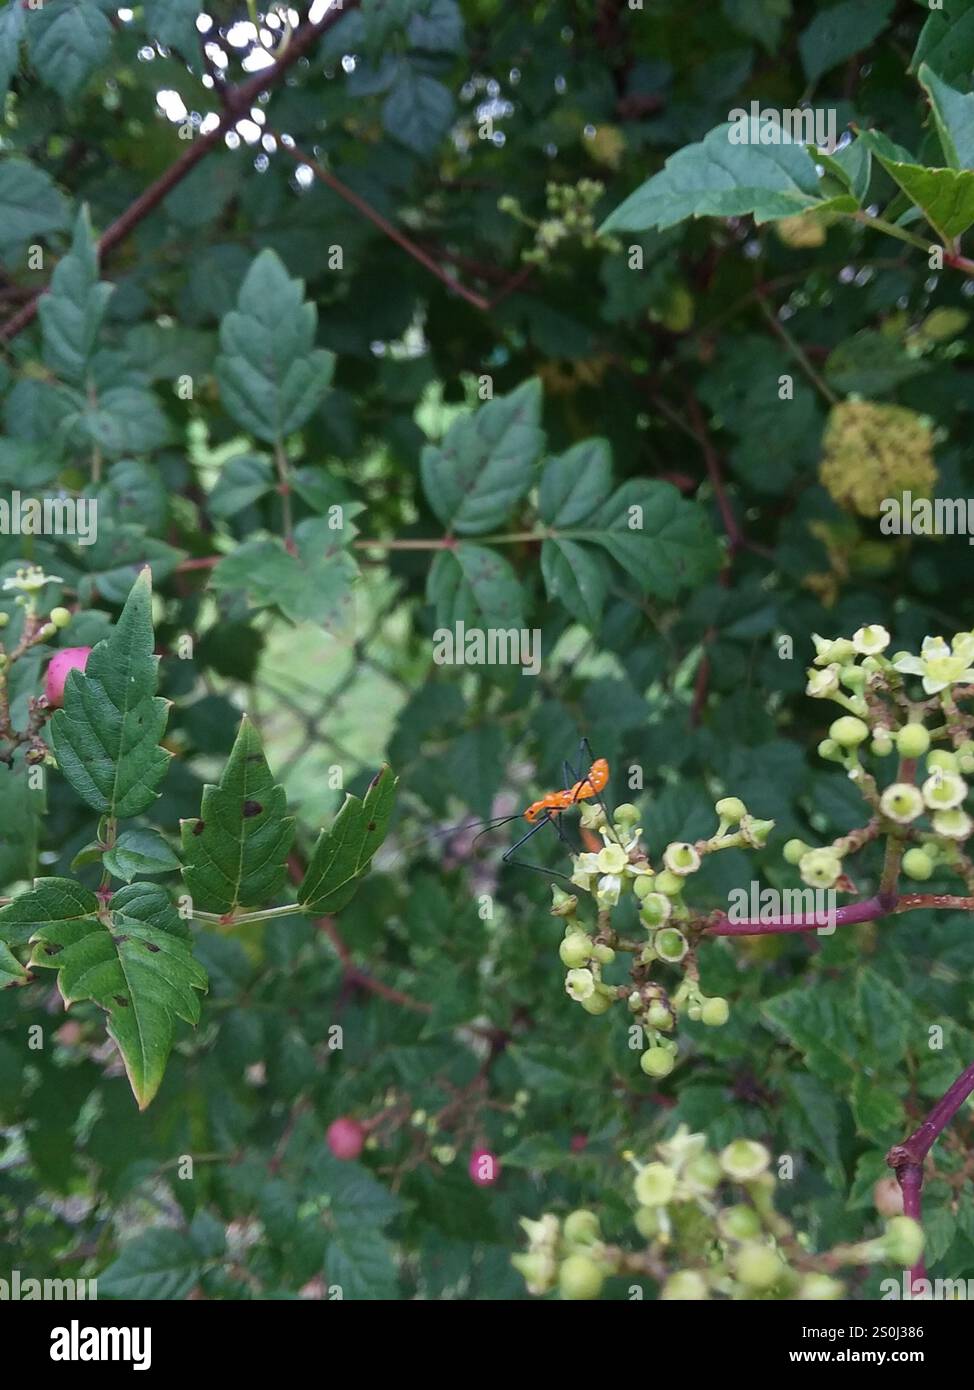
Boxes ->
[1,0,974,1301]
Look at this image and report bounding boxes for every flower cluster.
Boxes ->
[804,623,974,882]
[553,798,772,1076]
[498,179,620,265]
[513,1126,924,1300]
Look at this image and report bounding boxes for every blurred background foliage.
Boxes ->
[1,0,973,1299]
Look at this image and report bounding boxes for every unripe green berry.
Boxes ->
[715,797,746,823]
[634,1205,662,1240]
[49,607,72,629]
[879,783,925,824]
[896,723,930,758]
[829,716,869,748]
[639,893,672,928]
[817,738,843,763]
[902,848,933,881]
[799,1274,845,1300]
[559,933,591,968]
[646,1001,673,1031]
[661,1270,709,1300]
[632,875,657,901]
[798,848,842,889]
[563,1209,600,1246]
[634,1161,676,1206]
[720,1139,771,1182]
[783,838,809,865]
[654,927,688,963]
[613,802,640,825]
[687,1003,702,1021]
[581,991,613,1016]
[928,749,959,773]
[684,1152,722,1191]
[883,1216,924,1268]
[640,1047,675,1079]
[700,996,730,1027]
[39,622,56,640]
[718,1204,762,1241]
[870,732,894,757]
[558,1253,604,1301]
[734,1243,785,1291]
[565,967,595,1001]
[592,943,615,965]
[654,870,684,896]
[0,611,8,628]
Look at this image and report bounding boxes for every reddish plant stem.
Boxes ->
[887,1059,974,1293]
[704,889,974,937]
[0,1,362,343]
[275,138,531,312]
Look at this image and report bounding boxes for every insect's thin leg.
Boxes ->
[575,732,625,848]
[501,814,582,884]
[502,814,553,864]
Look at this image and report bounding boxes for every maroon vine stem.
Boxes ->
[706,891,974,1291]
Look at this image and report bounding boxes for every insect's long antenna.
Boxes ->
[397,812,520,857]
[471,813,523,849]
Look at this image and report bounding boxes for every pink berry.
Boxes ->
[468,1148,500,1186]
[570,1134,588,1153]
[44,646,92,708]
[326,1117,365,1161]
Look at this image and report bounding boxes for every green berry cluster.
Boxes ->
[804,625,974,880]
[552,797,770,1075]
[498,179,620,265]
[514,1125,924,1300]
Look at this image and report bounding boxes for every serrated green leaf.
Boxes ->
[99,1228,203,1300]
[541,538,609,629]
[142,0,202,58]
[28,0,113,98]
[919,63,974,171]
[824,330,930,395]
[855,967,912,1067]
[860,128,974,240]
[912,0,974,84]
[325,1222,398,1299]
[215,248,334,444]
[0,877,206,1108]
[298,766,397,913]
[798,0,893,87]
[382,68,454,155]
[208,453,273,518]
[103,828,181,884]
[180,715,294,916]
[72,384,173,457]
[407,0,464,53]
[39,206,113,386]
[420,379,544,534]
[569,480,720,599]
[427,542,526,630]
[0,157,70,253]
[211,515,359,631]
[538,438,613,527]
[50,567,172,819]
[0,940,26,984]
[601,122,852,233]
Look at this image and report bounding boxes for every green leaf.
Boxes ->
[215,249,335,444]
[541,538,609,629]
[73,384,173,457]
[325,1223,399,1299]
[761,983,857,1085]
[39,206,113,386]
[99,1228,203,1300]
[180,715,295,916]
[0,878,206,1108]
[28,0,113,97]
[142,0,202,58]
[427,542,526,629]
[860,128,974,239]
[50,567,172,819]
[420,379,544,534]
[407,0,464,53]
[382,68,454,155]
[0,157,70,254]
[824,330,930,395]
[918,63,974,171]
[912,0,974,84]
[73,524,184,605]
[601,122,852,233]
[0,939,26,985]
[798,0,893,87]
[298,766,397,913]
[721,0,791,54]
[855,967,912,1068]
[208,453,273,518]
[103,829,181,884]
[574,480,720,599]
[0,0,25,101]
[851,1072,904,1141]
[538,438,613,527]
[211,515,359,631]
